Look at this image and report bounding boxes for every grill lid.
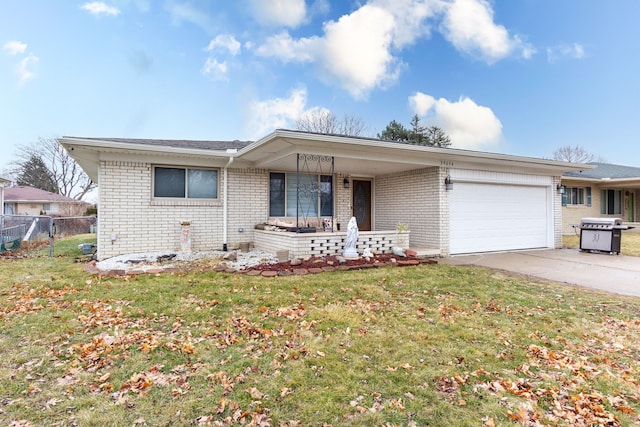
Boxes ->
[580,217,622,226]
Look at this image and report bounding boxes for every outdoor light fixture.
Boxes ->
[343,177,350,189]
[444,175,453,191]
[557,184,565,194]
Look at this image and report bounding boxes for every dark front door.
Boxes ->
[352,179,372,231]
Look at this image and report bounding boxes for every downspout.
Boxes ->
[222,155,234,251]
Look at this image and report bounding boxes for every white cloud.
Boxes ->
[248,0,307,28]
[547,43,585,63]
[247,87,308,138]
[409,92,502,150]
[255,4,400,99]
[202,58,229,81]
[370,0,442,48]
[251,0,536,99]
[16,53,39,85]
[254,31,318,63]
[202,34,242,80]
[318,5,399,99]
[81,2,121,16]
[3,41,27,56]
[205,34,242,56]
[440,0,534,63]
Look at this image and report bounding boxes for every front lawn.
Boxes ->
[1,236,639,426]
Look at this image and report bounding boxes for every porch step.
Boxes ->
[410,247,441,257]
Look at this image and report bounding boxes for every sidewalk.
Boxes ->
[442,249,640,297]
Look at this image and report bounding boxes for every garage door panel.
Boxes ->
[450,183,549,254]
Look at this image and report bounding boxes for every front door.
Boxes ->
[628,192,635,222]
[352,179,372,231]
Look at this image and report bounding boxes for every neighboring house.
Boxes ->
[3,185,91,216]
[561,163,640,233]
[59,130,587,260]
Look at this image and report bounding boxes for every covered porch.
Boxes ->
[237,131,452,258]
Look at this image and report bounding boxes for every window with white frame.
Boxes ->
[269,172,333,217]
[601,189,622,215]
[153,166,218,199]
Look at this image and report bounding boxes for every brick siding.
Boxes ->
[97,161,268,259]
[374,167,445,252]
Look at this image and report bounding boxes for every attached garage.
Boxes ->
[449,172,553,255]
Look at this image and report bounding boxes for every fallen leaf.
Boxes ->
[248,387,264,399]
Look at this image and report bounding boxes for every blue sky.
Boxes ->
[2,0,639,174]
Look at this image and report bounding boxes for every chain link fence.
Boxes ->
[1,215,97,255]
[53,216,97,237]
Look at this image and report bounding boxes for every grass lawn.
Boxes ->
[1,235,640,426]
[563,227,640,256]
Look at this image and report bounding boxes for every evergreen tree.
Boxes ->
[16,154,59,193]
[378,116,452,148]
[408,114,427,145]
[377,120,410,142]
[424,126,451,148]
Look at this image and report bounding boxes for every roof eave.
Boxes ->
[237,129,592,173]
[59,137,236,158]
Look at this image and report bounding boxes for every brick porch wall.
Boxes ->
[254,229,406,259]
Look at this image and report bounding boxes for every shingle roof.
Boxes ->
[69,137,253,151]
[563,162,640,179]
[4,186,82,203]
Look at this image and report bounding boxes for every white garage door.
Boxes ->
[449,183,550,254]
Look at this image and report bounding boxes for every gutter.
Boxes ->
[222,153,235,251]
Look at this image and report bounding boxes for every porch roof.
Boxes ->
[239,130,590,176]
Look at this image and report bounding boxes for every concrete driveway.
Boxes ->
[442,249,640,297]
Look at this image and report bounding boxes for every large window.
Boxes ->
[601,189,622,215]
[269,172,333,217]
[154,167,218,199]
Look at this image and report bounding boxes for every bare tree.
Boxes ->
[296,109,368,136]
[12,137,95,200]
[552,145,604,163]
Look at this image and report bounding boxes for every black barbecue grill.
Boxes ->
[578,217,634,255]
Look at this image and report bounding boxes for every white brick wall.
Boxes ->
[374,167,444,252]
[335,173,351,231]
[553,176,563,247]
[97,162,268,259]
[226,168,269,248]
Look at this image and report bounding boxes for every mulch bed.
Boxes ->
[238,254,437,277]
